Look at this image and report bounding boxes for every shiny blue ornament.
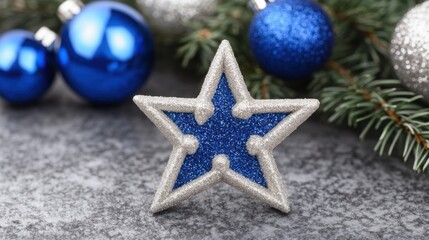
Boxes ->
[57,1,154,104]
[0,30,55,104]
[249,0,334,80]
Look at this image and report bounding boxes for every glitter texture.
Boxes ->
[134,40,319,213]
[166,75,288,189]
[390,1,429,102]
[249,0,334,80]
[136,0,219,35]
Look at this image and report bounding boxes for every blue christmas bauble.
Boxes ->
[0,30,55,104]
[57,1,154,104]
[249,0,334,80]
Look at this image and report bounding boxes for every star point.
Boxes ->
[134,40,319,213]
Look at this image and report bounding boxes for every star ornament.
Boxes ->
[134,40,319,213]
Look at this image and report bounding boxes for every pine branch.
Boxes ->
[0,0,62,32]
[321,61,429,171]
[309,0,429,172]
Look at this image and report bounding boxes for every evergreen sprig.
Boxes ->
[0,0,63,32]
[319,61,429,171]
[310,0,429,171]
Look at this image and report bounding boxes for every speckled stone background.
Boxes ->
[0,65,428,239]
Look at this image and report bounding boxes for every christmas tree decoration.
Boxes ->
[391,1,429,102]
[249,0,334,80]
[136,0,219,35]
[134,40,319,213]
[56,0,154,104]
[0,28,56,104]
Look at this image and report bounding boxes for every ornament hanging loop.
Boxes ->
[58,0,84,22]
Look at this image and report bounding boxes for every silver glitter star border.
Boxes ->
[134,40,319,213]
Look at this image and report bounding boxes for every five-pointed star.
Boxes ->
[134,40,319,213]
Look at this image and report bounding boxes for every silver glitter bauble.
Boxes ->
[136,0,219,35]
[391,1,429,102]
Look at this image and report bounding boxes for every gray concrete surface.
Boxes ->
[0,66,428,239]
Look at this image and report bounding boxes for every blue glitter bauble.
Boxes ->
[249,0,334,80]
[57,1,154,104]
[166,74,288,189]
[0,30,55,104]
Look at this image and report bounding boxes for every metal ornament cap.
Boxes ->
[134,40,319,214]
[249,0,278,12]
[57,0,84,22]
[34,27,57,49]
[249,0,267,12]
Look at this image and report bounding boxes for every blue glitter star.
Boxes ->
[166,75,288,189]
[134,40,319,213]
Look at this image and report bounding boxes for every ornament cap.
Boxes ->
[57,0,84,22]
[249,0,273,12]
[34,27,57,49]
